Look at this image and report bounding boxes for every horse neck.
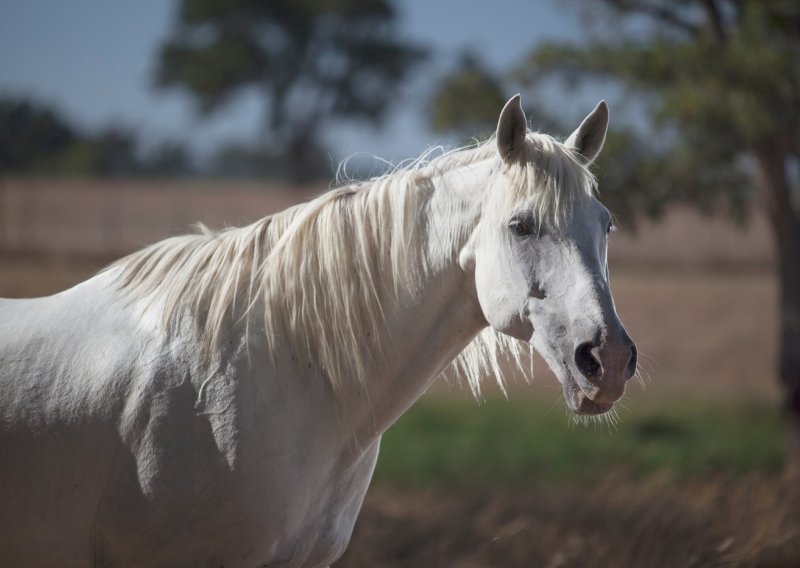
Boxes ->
[340,158,495,452]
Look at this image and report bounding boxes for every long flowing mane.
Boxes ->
[109,132,596,396]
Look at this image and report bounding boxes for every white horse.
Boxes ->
[0,96,636,567]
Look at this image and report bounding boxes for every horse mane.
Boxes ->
[109,132,596,397]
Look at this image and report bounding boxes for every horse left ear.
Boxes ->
[496,94,527,163]
[565,101,609,165]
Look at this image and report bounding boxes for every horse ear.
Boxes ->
[496,94,527,162]
[565,100,609,165]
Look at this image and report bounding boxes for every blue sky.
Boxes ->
[0,0,583,162]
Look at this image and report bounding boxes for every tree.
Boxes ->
[155,0,427,182]
[141,141,193,177]
[430,0,800,470]
[429,52,564,144]
[210,141,286,178]
[0,98,76,174]
[429,53,508,140]
[55,127,141,177]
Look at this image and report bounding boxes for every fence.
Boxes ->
[0,178,774,269]
[0,178,316,260]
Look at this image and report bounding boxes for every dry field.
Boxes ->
[527,268,779,402]
[341,475,800,568]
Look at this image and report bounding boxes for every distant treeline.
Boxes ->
[0,97,190,178]
[0,96,333,181]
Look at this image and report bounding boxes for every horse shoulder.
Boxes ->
[0,275,169,565]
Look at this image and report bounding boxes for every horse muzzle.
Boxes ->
[565,332,637,415]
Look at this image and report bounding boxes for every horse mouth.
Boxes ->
[563,370,614,416]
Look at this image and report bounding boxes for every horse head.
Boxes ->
[461,96,637,415]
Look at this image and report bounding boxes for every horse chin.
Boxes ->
[562,371,614,416]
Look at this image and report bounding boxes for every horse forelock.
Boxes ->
[487,133,597,229]
[108,131,594,398]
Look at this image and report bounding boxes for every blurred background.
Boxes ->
[1,0,798,565]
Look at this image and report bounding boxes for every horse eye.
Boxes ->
[509,220,533,237]
[606,221,615,234]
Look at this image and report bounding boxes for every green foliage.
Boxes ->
[373,396,785,487]
[428,52,564,146]
[156,0,427,181]
[429,53,508,139]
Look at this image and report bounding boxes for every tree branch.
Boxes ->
[701,0,728,43]
[600,0,701,36]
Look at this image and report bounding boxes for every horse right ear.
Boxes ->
[496,94,527,163]
[565,101,609,165]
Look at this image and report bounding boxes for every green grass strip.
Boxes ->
[372,396,785,487]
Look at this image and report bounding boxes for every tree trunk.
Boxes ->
[778,238,800,476]
[755,141,800,475]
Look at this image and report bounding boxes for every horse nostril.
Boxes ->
[626,343,638,378]
[575,342,601,379]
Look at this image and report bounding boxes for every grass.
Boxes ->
[372,395,785,487]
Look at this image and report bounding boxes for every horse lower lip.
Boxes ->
[574,398,613,415]
[563,372,613,415]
